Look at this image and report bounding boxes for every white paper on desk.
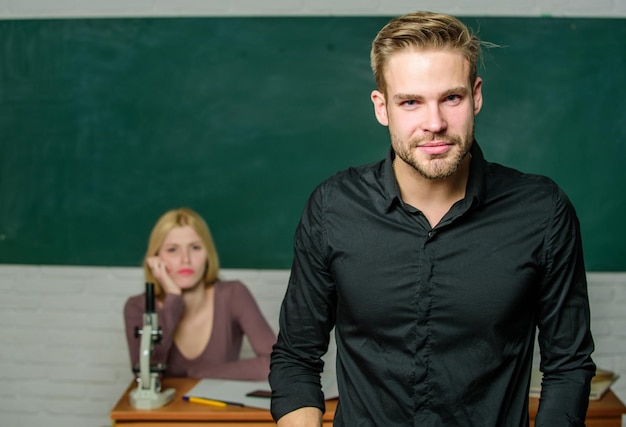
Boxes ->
[185,371,338,411]
[184,379,272,410]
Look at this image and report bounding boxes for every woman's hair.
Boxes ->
[143,207,219,298]
[371,12,483,95]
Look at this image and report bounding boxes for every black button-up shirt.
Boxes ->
[270,142,595,426]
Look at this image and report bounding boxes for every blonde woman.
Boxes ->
[124,207,275,380]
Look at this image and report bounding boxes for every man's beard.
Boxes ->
[392,127,474,180]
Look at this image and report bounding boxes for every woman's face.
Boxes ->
[157,225,207,289]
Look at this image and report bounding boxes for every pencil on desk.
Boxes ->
[182,395,244,407]
[182,395,226,408]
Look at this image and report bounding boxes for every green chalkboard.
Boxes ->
[0,17,624,270]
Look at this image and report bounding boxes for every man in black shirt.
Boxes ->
[269,11,595,427]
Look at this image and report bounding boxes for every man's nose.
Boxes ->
[422,104,447,134]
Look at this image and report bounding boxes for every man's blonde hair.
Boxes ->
[371,12,483,94]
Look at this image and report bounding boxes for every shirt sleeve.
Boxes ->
[233,281,277,377]
[269,183,337,421]
[534,186,596,426]
[123,293,185,371]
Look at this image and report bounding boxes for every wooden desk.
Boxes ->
[529,390,625,427]
[110,378,336,426]
[111,378,625,426]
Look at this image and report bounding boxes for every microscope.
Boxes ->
[129,282,175,409]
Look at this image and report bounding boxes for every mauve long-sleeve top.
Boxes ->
[124,280,276,381]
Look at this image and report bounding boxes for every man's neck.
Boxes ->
[393,155,470,227]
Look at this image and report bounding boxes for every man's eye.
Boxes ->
[446,94,462,103]
[401,100,419,108]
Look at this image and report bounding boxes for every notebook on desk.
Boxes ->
[529,367,619,401]
[184,379,272,410]
[184,370,339,411]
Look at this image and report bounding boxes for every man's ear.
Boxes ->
[473,77,483,116]
[371,90,389,126]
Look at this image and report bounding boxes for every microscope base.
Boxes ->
[129,386,176,409]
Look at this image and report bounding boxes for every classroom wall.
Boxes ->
[0,266,287,426]
[0,0,625,17]
[3,16,625,270]
[0,266,624,427]
[0,1,624,427]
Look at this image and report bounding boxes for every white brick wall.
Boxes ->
[588,274,626,383]
[0,265,624,427]
[0,266,289,427]
[0,0,625,17]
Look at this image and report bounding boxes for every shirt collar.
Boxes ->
[381,148,402,211]
[466,141,487,207]
[380,141,488,212]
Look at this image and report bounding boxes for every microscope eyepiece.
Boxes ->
[145,282,155,313]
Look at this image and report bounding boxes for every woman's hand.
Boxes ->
[146,256,181,295]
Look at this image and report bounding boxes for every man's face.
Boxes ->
[371,49,483,180]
